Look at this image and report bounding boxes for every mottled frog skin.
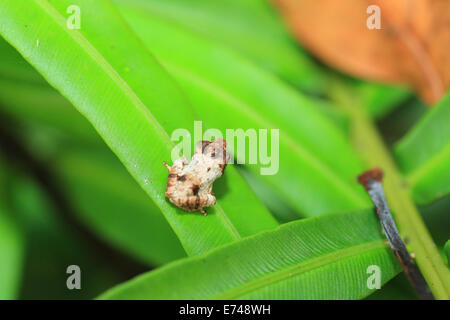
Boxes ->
[163,138,230,215]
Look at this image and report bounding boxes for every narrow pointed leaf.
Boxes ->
[0,205,23,299]
[0,163,24,300]
[99,209,400,300]
[394,93,450,204]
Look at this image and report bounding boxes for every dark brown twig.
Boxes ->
[358,168,434,300]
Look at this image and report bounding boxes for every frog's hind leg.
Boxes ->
[199,194,216,216]
[181,194,215,216]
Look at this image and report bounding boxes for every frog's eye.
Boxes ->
[209,150,220,159]
[211,150,228,163]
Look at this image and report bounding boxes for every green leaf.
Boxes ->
[113,0,326,94]
[0,160,24,300]
[353,81,411,119]
[394,93,450,205]
[0,205,23,299]
[0,35,46,84]
[238,167,300,223]
[115,4,371,217]
[366,273,417,300]
[0,0,277,256]
[98,209,400,300]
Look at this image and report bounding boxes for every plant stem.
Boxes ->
[330,82,450,300]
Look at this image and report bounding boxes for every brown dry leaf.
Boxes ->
[274,0,450,105]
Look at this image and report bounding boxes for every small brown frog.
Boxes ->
[163,138,230,215]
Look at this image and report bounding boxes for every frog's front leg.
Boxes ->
[164,159,185,198]
[164,159,184,173]
[163,161,171,171]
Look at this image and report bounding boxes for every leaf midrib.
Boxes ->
[33,0,241,241]
[212,240,386,299]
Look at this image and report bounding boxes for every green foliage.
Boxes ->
[0,161,24,300]
[0,205,23,299]
[0,0,447,300]
[99,210,400,299]
[113,0,326,94]
[395,93,450,204]
[0,0,277,257]
[115,3,371,217]
[353,81,411,119]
